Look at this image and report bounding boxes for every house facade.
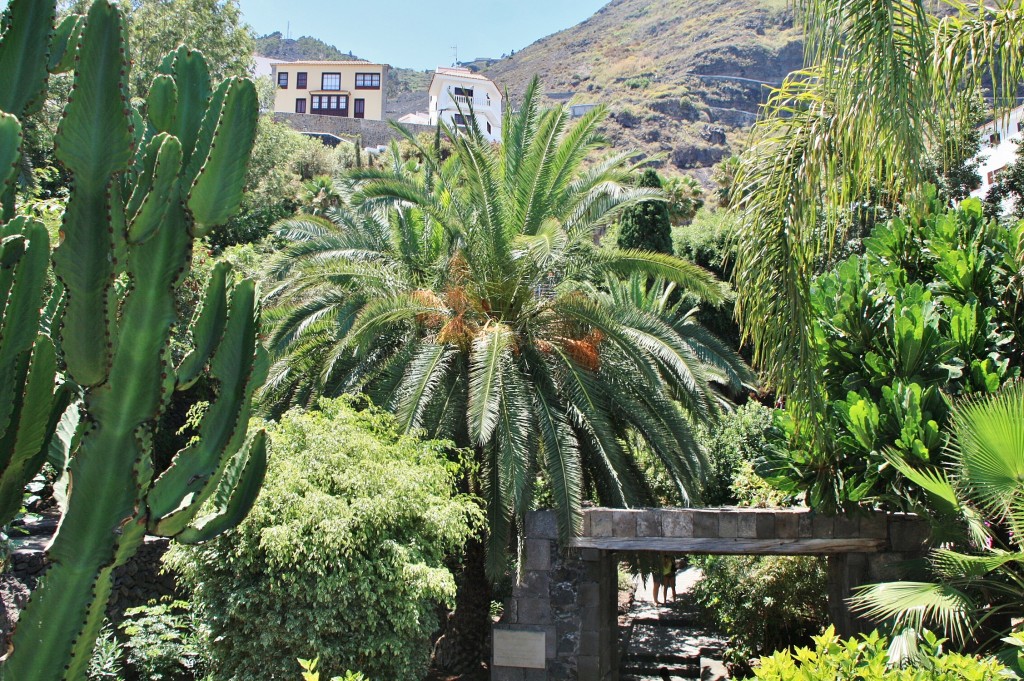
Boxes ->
[428,67,502,142]
[972,104,1024,199]
[271,61,389,121]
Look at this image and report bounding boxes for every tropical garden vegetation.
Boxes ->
[2,0,1024,679]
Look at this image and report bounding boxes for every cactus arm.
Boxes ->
[127,134,181,244]
[0,113,21,215]
[147,74,178,134]
[48,14,84,75]
[0,0,56,118]
[0,113,21,222]
[0,336,66,525]
[0,218,47,366]
[174,428,267,544]
[148,279,267,534]
[51,0,133,387]
[184,77,230,183]
[176,260,229,391]
[187,77,258,235]
[160,46,211,167]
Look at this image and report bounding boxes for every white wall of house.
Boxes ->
[972,105,1024,199]
[428,68,502,142]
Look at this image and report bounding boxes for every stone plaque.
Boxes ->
[493,629,546,669]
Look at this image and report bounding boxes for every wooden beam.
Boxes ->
[567,537,887,555]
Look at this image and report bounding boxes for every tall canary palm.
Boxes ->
[263,78,750,575]
[851,384,1024,667]
[733,1,1024,413]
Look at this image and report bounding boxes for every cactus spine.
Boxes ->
[0,2,266,679]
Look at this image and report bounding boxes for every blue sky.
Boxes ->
[237,0,608,70]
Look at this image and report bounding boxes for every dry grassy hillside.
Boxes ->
[481,0,803,175]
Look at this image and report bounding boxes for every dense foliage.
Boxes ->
[118,601,209,680]
[693,553,829,666]
[166,397,481,681]
[762,196,1024,511]
[691,406,825,667]
[617,169,673,253]
[748,628,1006,681]
[853,385,1024,668]
[696,401,778,506]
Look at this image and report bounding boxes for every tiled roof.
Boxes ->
[435,67,492,82]
[273,60,386,67]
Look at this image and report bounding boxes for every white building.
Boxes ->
[972,104,1024,199]
[428,67,502,142]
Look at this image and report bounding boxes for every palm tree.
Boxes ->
[851,383,1024,668]
[732,1,1024,415]
[264,79,751,568]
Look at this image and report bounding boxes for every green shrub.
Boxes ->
[166,397,482,681]
[692,553,828,667]
[617,168,673,254]
[118,600,209,681]
[748,627,1006,680]
[696,402,780,506]
[87,624,124,681]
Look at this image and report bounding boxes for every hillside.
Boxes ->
[480,0,803,175]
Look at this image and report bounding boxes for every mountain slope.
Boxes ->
[481,0,803,173]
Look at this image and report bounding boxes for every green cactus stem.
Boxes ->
[2,2,265,679]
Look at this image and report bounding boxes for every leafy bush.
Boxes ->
[166,397,482,681]
[87,624,124,681]
[764,195,1024,511]
[748,627,1006,680]
[672,208,743,350]
[692,553,828,667]
[696,402,780,506]
[118,600,209,681]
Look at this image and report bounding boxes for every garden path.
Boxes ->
[619,567,729,681]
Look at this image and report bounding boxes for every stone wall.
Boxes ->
[274,113,434,148]
[9,536,181,622]
[494,512,619,681]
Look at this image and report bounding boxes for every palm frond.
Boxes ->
[468,323,513,446]
[851,580,976,644]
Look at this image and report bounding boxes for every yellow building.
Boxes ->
[270,61,389,121]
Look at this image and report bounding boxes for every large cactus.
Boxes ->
[1,1,266,679]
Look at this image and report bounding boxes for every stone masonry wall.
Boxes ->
[495,512,619,681]
[274,113,435,148]
[10,536,180,621]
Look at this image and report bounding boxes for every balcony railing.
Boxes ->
[451,94,495,109]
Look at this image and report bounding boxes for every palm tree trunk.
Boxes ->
[432,537,492,675]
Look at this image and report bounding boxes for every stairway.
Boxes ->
[618,567,730,681]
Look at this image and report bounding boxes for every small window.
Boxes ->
[297,72,307,89]
[452,113,467,126]
[295,98,306,114]
[486,121,492,134]
[354,98,365,119]
[1017,120,1024,133]
[990,131,1002,145]
[453,87,474,98]
[277,72,288,89]
[322,73,341,90]
[355,73,380,89]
